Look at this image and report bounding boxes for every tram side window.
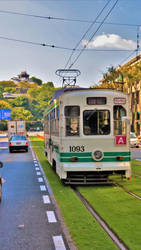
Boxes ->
[44,114,50,134]
[55,107,59,136]
[65,106,80,136]
[50,109,56,135]
[113,105,126,135]
[83,110,110,135]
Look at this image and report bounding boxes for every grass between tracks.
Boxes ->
[30,137,141,250]
[79,159,141,250]
[30,137,117,250]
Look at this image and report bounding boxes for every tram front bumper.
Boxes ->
[63,162,130,171]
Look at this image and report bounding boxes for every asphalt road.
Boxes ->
[0,137,69,250]
[130,147,141,160]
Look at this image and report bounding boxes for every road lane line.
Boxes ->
[35,167,40,170]
[43,195,50,204]
[36,171,41,176]
[46,211,57,223]
[53,236,66,250]
[40,185,46,191]
[38,177,43,182]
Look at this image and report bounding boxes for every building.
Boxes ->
[121,54,141,136]
[11,71,34,85]
[99,54,141,136]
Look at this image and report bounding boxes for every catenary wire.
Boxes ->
[0,10,140,28]
[68,0,119,69]
[64,0,112,69]
[0,35,137,52]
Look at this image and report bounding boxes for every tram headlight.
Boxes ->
[92,150,103,161]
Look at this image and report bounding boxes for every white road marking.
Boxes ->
[53,236,66,250]
[36,171,41,176]
[43,195,50,204]
[40,185,46,191]
[35,167,40,170]
[46,211,57,223]
[38,177,43,182]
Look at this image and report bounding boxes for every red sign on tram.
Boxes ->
[115,136,126,145]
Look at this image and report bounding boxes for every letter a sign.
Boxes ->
[115,136,126,145]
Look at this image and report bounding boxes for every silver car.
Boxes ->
[130,132,140,148]
[9,135,28,153]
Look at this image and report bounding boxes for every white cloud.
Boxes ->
[82,34,136,50]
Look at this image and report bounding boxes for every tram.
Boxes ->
[43,88,131,184]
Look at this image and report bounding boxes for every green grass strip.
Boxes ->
[30,137,117,250]
[78,183,141,250]
[112,159,141,197]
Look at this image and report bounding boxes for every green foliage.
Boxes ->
[9,96,30,109]
[11,107,33,121]
[0,76,57,121]
[4,87,17,93]
[44,81,54,88]
[0,100,12,109]
[0,81,15,89]
[30,76,42,85]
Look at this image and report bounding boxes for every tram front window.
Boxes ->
[113,105,126,135]
[83,110,110,135]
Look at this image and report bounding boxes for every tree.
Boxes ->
[9,96,30,109]
[44,82,54,88]
[4,87,17,93]
[0,100,12,109]
[30,77,42,86]
[0,81,16,89]
[11,107,33,121]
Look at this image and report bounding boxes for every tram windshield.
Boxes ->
[83,110,110,135]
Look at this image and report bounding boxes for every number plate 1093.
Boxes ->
[69,146,85,152]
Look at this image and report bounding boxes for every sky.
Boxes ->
[0,0,140,88]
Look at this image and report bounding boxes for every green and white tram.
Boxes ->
[43,88,131,184]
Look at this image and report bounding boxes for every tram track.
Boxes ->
[114,182,141,201]
[72,186,129,250]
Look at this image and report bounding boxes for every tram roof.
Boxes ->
[50,87,125,104]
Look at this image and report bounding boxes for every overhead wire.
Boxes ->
[0,34,137,52]
[64,0,112,69]
[0,9,140,28]
[67,0,119,69]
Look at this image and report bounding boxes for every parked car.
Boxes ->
[9,135,28,153]
[130,132,140,148]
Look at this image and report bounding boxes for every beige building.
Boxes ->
[122,54,141,136]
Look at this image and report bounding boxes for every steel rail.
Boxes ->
[114,182,141,201]
[73,187,129,250]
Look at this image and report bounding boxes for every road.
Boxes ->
[0,136,70,250]
[130,147,141,161]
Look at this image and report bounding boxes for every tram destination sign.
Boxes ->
[0,109,11,120]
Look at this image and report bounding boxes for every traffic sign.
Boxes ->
[0,109,11,120]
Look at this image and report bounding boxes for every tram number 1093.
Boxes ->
[69,145,85,152]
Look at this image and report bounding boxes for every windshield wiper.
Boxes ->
[86,109,97,121]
